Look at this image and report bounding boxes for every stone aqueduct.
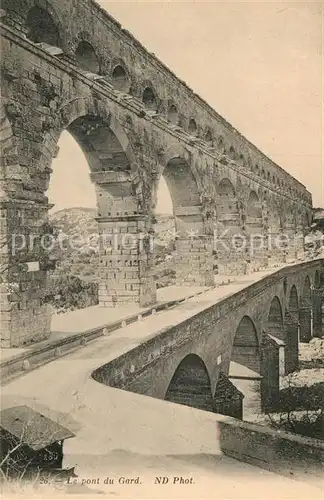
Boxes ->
[0,0,314,347]
[93,260,324,414]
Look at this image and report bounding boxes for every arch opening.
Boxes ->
[228,146,236,160]
[299,275,312,343]
[112,65,129,92]
[75,41,100,74]
[302,275,312,306]
[142,87,157,111]
[47,113,142,312]
[247,191,262,220]
[161,157,211,285]
[229,316,261,417]
[163,158,200,209]
[285,284,299,373]
[167,104,178,125]
[217,178,238,215]
[289,285,299,311]
[188,118,197,136]
[26,6,61,46]
[230,316,260,375]
[47,130,98,312]
[165,354,214,412]
[267,296,284,341]
[153,176,176,289]
[204,128,213,144]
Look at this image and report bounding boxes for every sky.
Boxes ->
[48,0,323,212]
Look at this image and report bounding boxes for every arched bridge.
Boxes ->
[92,259,324,415]
[1,260,323,489]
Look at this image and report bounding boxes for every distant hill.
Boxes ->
[49,207,99,282]
[50,207,97,239]
[48,208,176,310]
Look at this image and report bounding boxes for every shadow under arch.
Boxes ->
[266,295,285,375]
[313,269,324,338]
[230,316,260,376]
[284,284,299,373]
[229,316,262,417]
[159,156,213,286]
[267,296,284,341]
[163,157,201,208]
[48,99,155,307]
[164,354,214,412]
[75,40,100,74]
[300,275,312,343]
[26,4,61,47]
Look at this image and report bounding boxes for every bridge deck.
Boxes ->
[1,285,209,362]
[0,269,277,363]
[2,346,320,499]
[1,265,322,497]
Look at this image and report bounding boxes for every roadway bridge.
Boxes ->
[1,260,323,496]
[0,0,314,348]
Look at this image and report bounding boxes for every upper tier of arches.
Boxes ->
[1,0,311,205]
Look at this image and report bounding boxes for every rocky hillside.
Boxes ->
[49,207,176,281]
[49,207,99,282]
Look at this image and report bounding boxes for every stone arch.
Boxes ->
[111,63,130,92]
[284,284,299,373]
[142,85,158,111]
[230,316,260,375]
[217,178,238,215]
[58,98,138,173]
[217,136,225,154]
[302,275,312,305]
[75,40,100,74]
[204,127,213,145]
[229,316,263,417]
[159,152,212,285]
[52,98,153,307]
[25,4,61,46]
[299,275,312,343]
[228,146,236,160]
[217,178,235,197]
[238,154,245,167]
[167,103,179,125]
[188,118,198,136]
[164,354,214,412]
[267,296,284,341]
[162,157,201,209]
[289,284,299,311]
[246,190,262,218]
